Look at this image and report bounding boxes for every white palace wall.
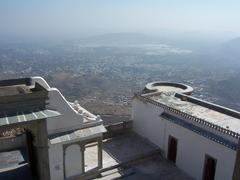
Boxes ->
[132,98,237,180]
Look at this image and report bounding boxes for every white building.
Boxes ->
[132,82,240,180]
[0,77,106,180]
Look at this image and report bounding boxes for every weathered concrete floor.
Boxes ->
[0,149,33,180]
[85,132,193,180]
[85,132,159,171]
[0,132,193,180]
[124,157,194,180]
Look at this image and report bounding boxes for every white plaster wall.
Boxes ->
[164,120,236,180]
[132,98,237,180]
[48,144,64,180]
[31,76,84,134]
[46,89,84,134]
[132,99,165,149]
[65,144,82,178]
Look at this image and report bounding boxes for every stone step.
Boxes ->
[96,167,135,180]
[81,148,162,180]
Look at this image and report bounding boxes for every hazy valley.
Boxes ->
[0,34,240,115]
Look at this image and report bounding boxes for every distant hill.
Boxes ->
[224,37,240,46]
[210,74,240,111]
[221,37,240,56]
[77,33,160,46]
[207,37,240,67]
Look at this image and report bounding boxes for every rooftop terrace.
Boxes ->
[146,92,240,135]
[144,82,193,95]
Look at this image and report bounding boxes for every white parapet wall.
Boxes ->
[46,88,84,134]
[132,98,237,180]
[31,76,86,134]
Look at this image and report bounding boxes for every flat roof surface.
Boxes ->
[150,93,240,134]
[0,109,61,127]
[49,125,106,144]
[152,86,184,93]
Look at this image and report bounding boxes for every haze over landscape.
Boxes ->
[1,0,240,114]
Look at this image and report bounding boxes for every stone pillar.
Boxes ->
[233,142,240,180]
[63,148,66,179]
[98,137,103,169]
[35,119,50,180]
[80,144,85,174]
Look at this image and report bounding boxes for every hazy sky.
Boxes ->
[1,0,240,38]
